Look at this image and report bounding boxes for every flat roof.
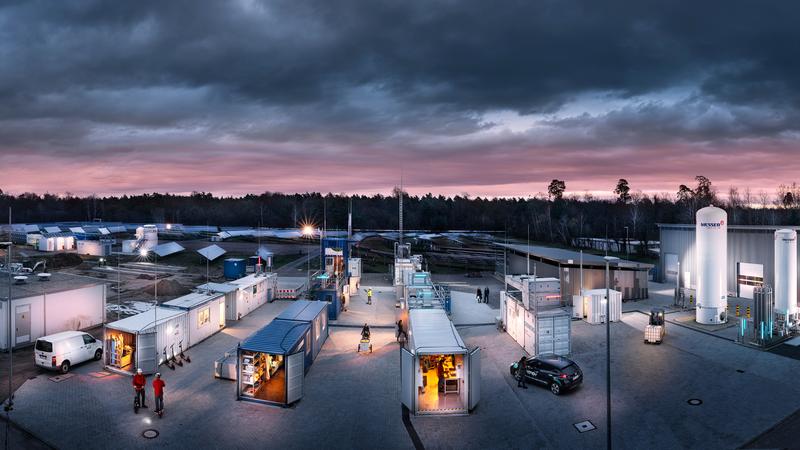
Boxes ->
[409,309,466,354]
[105,307,186,333]
[196,282,238,294]
[229,273,273,288]
[498,243,652,270]
[276,300,327,322]
[240,319,310,355]
[163,291,223,310]
[0,272,105,301]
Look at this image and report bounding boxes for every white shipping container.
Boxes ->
[503,294,571,356]
[104,307,189,375]
[584,289,622,324]
[163,292,226,346]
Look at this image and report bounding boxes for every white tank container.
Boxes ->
[695,206,727,324]
[774,229,797,317]
[135,224,159,251]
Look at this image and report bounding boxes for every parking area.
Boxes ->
[6,282,800,448]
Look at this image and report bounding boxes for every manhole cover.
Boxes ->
[574,420,596,433]
[48,373,75,383]
[687,399,703,406]
[142,429,159,439]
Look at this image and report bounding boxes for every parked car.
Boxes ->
[510,354,583,395]
[34,331,103,374]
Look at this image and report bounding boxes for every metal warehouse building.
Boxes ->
[658,224,800,299]
[497,243,652,301]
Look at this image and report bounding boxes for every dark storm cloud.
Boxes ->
[1,0,799,195]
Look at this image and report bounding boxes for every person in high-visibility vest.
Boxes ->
[367,288,373,305]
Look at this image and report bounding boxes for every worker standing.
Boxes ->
[367,288,373,305]
[152,373,165,415]
[484,287,490,304]
[133,368,148,408]
[516,356,528,389]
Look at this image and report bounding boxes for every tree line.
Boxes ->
[2,176,799,255]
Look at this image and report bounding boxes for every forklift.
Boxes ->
[644,307,666,344]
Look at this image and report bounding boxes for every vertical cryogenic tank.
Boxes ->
[695,206,727,324]
[774,229,798,318]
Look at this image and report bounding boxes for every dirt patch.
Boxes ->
[143,279,190,297]
[48,253,84,269]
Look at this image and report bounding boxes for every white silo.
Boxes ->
[774,229,797,319]
[135,224,159,251]
[695,206,727,324]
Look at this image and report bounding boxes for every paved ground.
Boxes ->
[8,281,800,449]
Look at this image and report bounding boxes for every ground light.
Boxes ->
[604,255,619,450]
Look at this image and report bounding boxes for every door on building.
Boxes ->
[15,304,31,346]
[137,332,158,375]
[400,347,414,411]
[665,253,679,284]
[468,347,481,411]
[286,351,305,404]
[737,263,763,299]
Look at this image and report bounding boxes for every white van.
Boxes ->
[34,331,103,373]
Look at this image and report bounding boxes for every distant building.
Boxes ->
[658,224,799,299]
[497,243,652,301]
[0,272,106,350]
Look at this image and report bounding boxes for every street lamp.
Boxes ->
[623,226,629,258]
[1,241,13,411]
[604,255,619,450]
[301,224,315,298]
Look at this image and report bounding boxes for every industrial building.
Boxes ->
[658,223,800,301]
[497,243,652,301]
[0,272,107,350]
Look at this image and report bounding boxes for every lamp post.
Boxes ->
[2,240,13,412]
[604,255,619,450]
[623,226,629,258]
[302,225,314,298]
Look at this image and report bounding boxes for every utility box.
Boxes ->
[583,289,622,324]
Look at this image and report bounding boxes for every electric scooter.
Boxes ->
[163,347,175,370]
[171,344,183,367]
[179,341,191,363]
[134,388,142,414]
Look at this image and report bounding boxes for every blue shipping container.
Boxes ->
[224,258,246,279]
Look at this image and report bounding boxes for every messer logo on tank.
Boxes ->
[700,219,724,228]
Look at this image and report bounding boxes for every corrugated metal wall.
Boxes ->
[659,226,799,296]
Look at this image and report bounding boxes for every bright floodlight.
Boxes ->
[166,223,172,230]
[302,225,314,237]
[139,249,148,257]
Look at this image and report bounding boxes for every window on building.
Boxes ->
[198,307,210,327]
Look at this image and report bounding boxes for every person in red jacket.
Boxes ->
[152,373,165,414]
[132,368,148,408]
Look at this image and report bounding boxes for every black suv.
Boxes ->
[510,354,583,395]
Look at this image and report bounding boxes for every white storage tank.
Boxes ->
[774,229,798,318]
[695,206,728,324]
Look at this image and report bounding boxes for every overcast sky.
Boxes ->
[1,1,798,198]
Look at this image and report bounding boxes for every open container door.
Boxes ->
[137,332,158,374]
[286,350,305,404]
[468,347,481,411]
[400,347,414,411]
